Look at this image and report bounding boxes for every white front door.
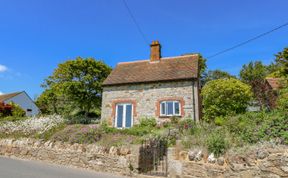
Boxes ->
[115,103,133,128]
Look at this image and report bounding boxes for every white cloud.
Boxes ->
[0,91,3,95]
[0,64,8,72]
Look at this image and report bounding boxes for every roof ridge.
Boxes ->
[117,54,198,65]
[0,91,23,102]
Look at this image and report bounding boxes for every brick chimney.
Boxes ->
[150,40,161,62]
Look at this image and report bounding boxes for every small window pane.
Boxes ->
[175,102,180,115]
[125,104,132,128]
[161,102,166,115]
[116,105,123,128]
[167,101,174,115]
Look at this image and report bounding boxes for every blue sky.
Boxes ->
[0,0,287,98]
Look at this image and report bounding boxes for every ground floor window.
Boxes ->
[160,101,180,116]
[115,103,133,128]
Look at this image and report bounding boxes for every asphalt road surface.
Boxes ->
[0,157,125,178]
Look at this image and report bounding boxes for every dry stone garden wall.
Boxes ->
[0,138,287,177]
[169,143,288,178]
[0,138,139,176]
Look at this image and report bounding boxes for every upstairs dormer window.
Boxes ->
[160,101,180,116]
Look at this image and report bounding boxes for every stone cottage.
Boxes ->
[101,41,201,128]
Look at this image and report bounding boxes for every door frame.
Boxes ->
[115,103,133,128]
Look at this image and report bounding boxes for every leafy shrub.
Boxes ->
[178,119,195,134]
[259,112,288,144]
[122,126,151,136]
[99,121,118,133]
[277,87,288,111]
[139,117,157,127]
[206,131,228,157]
[65,111,100,124]
[9,102,26,117]
[0,102,12,117]
[214,116,225,126]
[170,116,180,125]
[201,78,253,121]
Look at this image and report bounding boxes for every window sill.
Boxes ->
[159,115,182,119]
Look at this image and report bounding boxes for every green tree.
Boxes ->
[268,48,288,78]
[39,57,111,115]
[203,69,235,84]
[277,87,288,111]
[36,89,65,114]
[240,61,272,109]
[275,47,288,78]
[201,78,252,121]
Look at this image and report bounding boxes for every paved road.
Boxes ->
[0,157,125,178]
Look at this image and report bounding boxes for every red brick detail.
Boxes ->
[155,97,185,117]
[111,99,137,119]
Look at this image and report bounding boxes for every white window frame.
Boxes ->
[160,101,181,117]
[115,103,133,128]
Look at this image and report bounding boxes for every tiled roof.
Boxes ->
[266,78,283,90]
[0,92,22,102]
[103,54,199,86]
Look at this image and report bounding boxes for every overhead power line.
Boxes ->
[122,0,149,45]
[207,21,288,59]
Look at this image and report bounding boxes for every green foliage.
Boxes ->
[0,116,27,122]
[65,111,100,124]
[178,119,195,134]
[203,69,235,84]
[225,111,288,144]
[99,118,158,136]
[240,61,268,83]
[36,89,61,114]
[38,57,112,116]
[240,61,273,109]
[206,131,229,157]
[277,87,288,111]
[35,123,66,141]
[139,117,157,127]
[201,78,253,121]
[275,47,288,78]
[259,113,288,144]
[9,102,26,117]
[181,110,287,156]
[214,116,225,126]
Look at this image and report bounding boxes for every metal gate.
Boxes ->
[138,138,168,177]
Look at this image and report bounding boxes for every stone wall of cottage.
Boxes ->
[101,80,200,126]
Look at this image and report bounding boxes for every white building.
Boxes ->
[0,91,40,116]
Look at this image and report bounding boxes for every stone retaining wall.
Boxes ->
[169,143,288,178]
[0,138,139,176]
[0,138,287,178]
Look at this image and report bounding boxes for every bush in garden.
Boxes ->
[9,102,26,117]
[0,102,12,117]
[258,112,288,144]
[139,117,157,128]
[201,78,253,121]
[65,111,100,124]
[277,87,288,111]
[178,119,196,134]
[206,131,229,157]
[214,116,225,126]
